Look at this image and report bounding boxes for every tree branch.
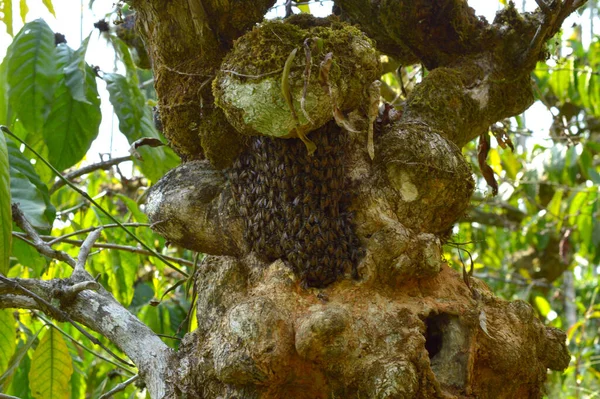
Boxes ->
[99,375,140,399]
[12,204,76,268]
[0,276,175,398]
[49,155,132,195]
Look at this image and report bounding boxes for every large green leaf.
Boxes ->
[43,44,101,171]
[6,19,58,135]
[6,137,55,229]
[0,131,11,275]
[0,309,16,373]
[62,37,91,104]
[104,73,179,182]
[29,327,74,399]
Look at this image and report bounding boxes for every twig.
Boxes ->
[75,227,103,275]
[47,223,151,245]
[0,393,21,399]
[221,68,283,79]
[1,126,188,278]
[98,374,140,399]
[534,0,551,14]
[13,232,195,268]
[0,275,134,367]
[12,204,76,268]
[50,155,132,195]
[34,312,136,375]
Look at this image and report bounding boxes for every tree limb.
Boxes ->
[49,155,132,195]
[0,276,175,398]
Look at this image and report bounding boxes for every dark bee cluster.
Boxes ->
[229,123,363,288]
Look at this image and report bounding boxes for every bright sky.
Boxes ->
[0,0,596,166]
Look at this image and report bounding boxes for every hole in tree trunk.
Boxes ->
[424,313,450,359]
[423,312,469,389]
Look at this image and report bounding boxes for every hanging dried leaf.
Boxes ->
[478,133,498,196]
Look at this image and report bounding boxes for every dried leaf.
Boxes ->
[478,133,498,196]
[129,137,165,160]
[301,38,314,125]
[367,80,381,160]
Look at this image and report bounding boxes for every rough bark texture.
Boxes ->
[132,0,579,397]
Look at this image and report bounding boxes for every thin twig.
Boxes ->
[0,275,134,367]
[221,68,283,79]
[50,156,132,195]
[47,223,151,245]
[12,204,76,268]
[98,374,140,399]
[1,126,188,278]
[13,232,195,268]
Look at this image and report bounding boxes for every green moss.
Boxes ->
[213,17,380,139]
[406,68,481,145]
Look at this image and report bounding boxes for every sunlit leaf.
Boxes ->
[5,351,32,399]
[41,0,56,16]
[548,57,574,103]
[0,327,41,388]
[0,131,11,275]
[534,295,551,317]
[19,0,29,23]
[29,327,74,399]
[0,309,16,373]
[1,0,13,36]
[6,19,58,135]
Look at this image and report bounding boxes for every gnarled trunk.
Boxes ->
[132,0,574,397]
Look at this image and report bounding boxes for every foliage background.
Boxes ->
[0,0,598,398]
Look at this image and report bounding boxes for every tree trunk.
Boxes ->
[133,0,575,397]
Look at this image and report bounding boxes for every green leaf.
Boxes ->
[109,36,138,84]
[11,234,48,277]
[0,59,9,125]
[549,57,574,103]
[20,0,29,23]
[1,0,13,36]
[0,131,11,275]
[41,0,56,16]
[62,37,91,104]
[6,19,58,135]
[107,249,138,306]
[546,189,563,233]
[104,73,179,182]
[29,327,74,399]
[7,137,55,229]
[69,365,86,399]
[6,351,32,399]
[0,309,16,373]
[43,45,101,171]
[0,326,41,388]
[534,295,551,317]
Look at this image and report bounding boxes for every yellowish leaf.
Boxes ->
[29,327,73,399]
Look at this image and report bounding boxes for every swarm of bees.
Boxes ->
[229,123,363,288]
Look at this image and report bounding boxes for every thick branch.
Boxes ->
[0,277,175,398]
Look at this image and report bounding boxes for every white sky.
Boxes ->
[0,0,596,167]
